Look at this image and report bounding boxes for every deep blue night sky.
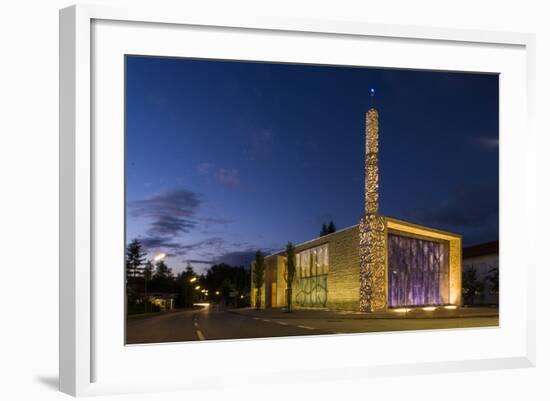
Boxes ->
[126,56,499,274]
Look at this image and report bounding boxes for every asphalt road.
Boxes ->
[126,305,331,344]
[126,305,498,345]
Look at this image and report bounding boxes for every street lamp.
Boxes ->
[189,277,197,283]
[153,253,166,262]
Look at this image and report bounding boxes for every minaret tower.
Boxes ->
[359,91,387,312]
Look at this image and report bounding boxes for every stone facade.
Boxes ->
[256,218,461,311]
[359,109,387,312]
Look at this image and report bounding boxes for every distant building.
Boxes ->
[251,105,462,312]
[462,241,499,305]
[142,292,176,311]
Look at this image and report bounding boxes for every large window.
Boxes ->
[387,233,450,307]
[295,244,329,307]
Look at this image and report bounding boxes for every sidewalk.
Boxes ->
[228,305,499,320]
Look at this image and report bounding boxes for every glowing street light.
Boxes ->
[195,285,200,290]
[153,253,166,262]
[189,277,197,283]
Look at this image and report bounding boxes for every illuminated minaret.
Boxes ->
[359,90,387,312]
[364,108,380,214]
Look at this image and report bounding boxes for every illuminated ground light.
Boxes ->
[444,305,458,310]
[393,308,411,313]
[422,306,437,311]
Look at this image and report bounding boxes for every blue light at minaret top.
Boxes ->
[369,87,376,108]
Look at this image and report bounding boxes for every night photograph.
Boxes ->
[124,56,499,344]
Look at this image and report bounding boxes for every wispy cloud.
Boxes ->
[181,240,276,268]
[139,236,181,251]
[129,189,201,237]
[200,217,232,225]
[175,237,226,256]
[196,163,241,189]
[215,249,263,267]
[197,162,215,175]
[215,168,240,188]
[128,187,267,269]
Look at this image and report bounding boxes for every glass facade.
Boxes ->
[388,233,450,307]
[295,244,329,307]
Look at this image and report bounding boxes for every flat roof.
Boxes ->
[265,215,462,258]
[463,240,499,258]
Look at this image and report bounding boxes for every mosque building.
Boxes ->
[252,101,462,312]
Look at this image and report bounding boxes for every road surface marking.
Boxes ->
[297,325,315,330]
[196,330,205,340]
[275,321,288,325]
[263,319,271,322]
[253,317,261,320]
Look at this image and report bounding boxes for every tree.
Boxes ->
[125,239,146,278]
[143,261,154,282]
[142,260,154,312]
[175,265,197,308]
[320,223,328,237]
[252,250,266,309]
[203,263,250,305]
[486,265,499,295]
[154,260,173,279]
[320,221,336,237]
[150,260,175,293]
[284,242,297,312]
[462,265,484,305]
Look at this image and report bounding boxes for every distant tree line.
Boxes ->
[462,264,499,305]
[320,221,336,237]
[125,239,250,315]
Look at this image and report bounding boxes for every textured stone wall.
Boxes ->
[359,108,388,312]
[297,227,360,310]
[261,217,462,311]
[322,227,361,310]
[449,239,462,305]
[364,109,380,215]
[359,214,387,312]
[264,226,361,311]
[276,256,287,307]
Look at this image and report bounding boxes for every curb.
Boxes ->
[226,308,498,320]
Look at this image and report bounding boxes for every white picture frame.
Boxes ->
[59,3,536,397]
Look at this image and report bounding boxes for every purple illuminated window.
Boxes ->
[388,233,449,307]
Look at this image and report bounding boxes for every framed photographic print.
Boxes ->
[59,4,536,397]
